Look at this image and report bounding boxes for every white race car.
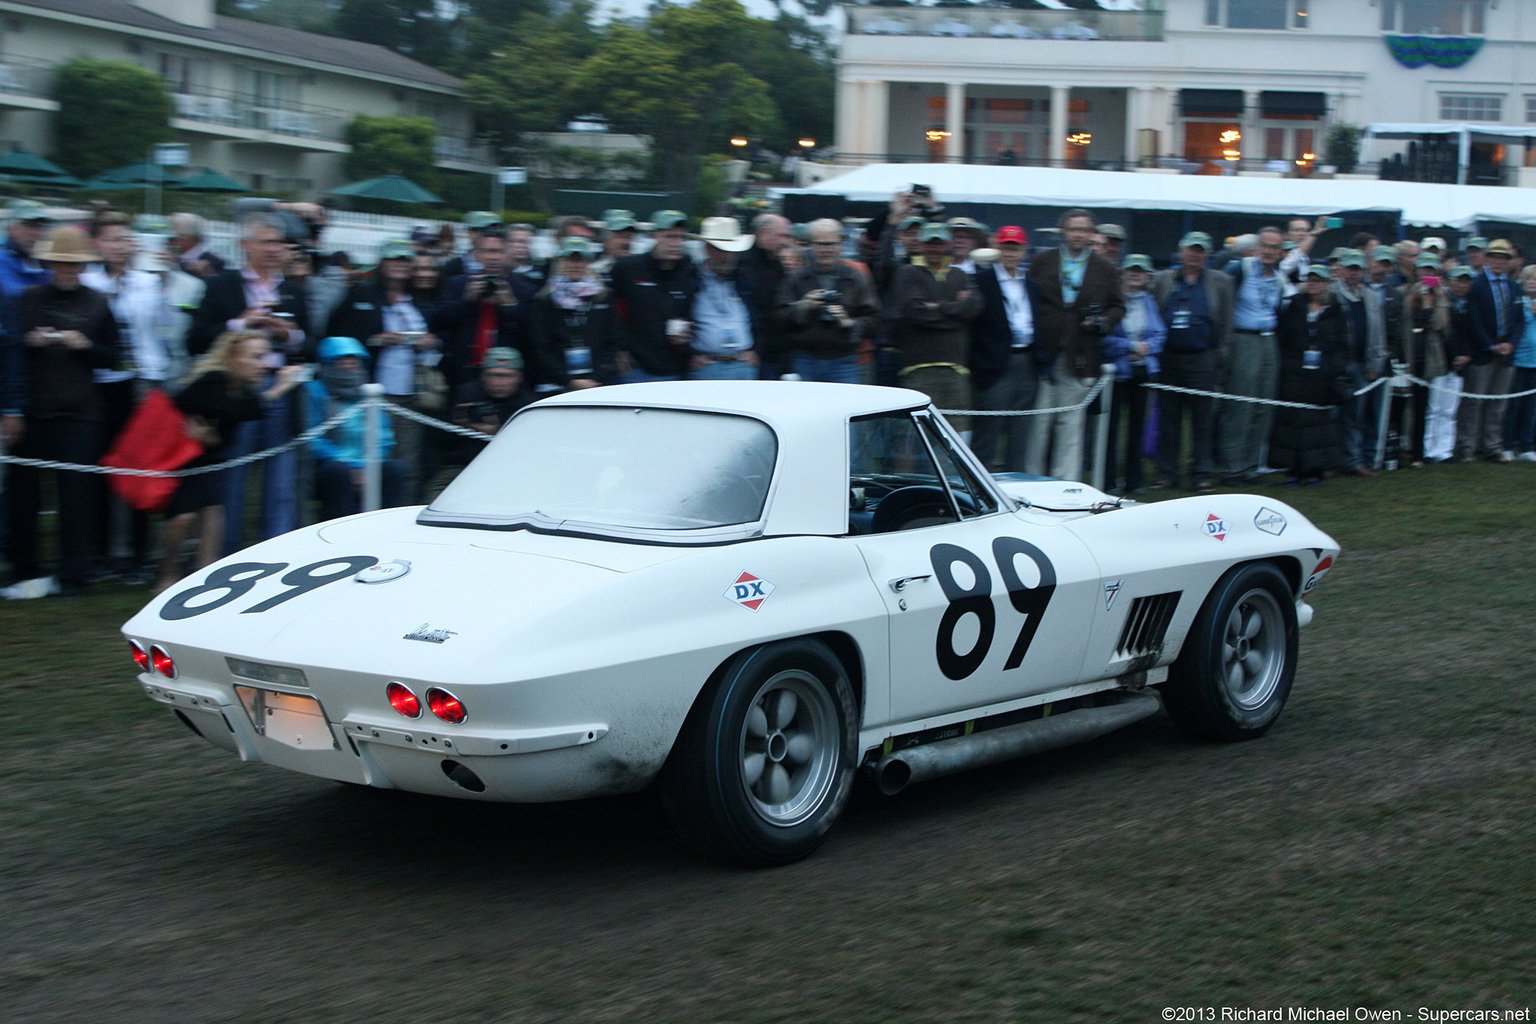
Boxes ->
[124,382,1339,865]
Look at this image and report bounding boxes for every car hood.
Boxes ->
[124,508,694,680]
[994,475,1120,517]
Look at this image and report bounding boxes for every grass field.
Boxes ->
[2,464,1533,1023]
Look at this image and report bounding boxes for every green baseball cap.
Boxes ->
[1121,253,1155,271]
[603,209,637,232]
[1179,231,1213,250]
[7,200,50,222]
[1415,253,1441,269]
[482,347,523,371]
[1448,265,1475,279]
[651,210,689,230]
[898,215,927,232]
[557,236,597,259]
[1372,246,1396,264]
[463,211,501,230]
[1304,264,1331,279]
[1464,237,1489,251]
[378,239,415,260]
[918,223,952,243]
[1337,249,1367,268]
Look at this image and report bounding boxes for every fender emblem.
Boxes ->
[404,623,457,643]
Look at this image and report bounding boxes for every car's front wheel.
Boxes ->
[661,639,857,867]
[1162,562,1297,741]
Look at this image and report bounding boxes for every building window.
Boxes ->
[1526,96,1536,123]
[1381,0,1486,35]
[1206,0,1309,30]
[1440,93,1503,122]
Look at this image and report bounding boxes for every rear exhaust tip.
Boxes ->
[440,759,486,793]
[874,757,911,797]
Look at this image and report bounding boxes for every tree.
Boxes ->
[53,60,176,179]
[566,0,781,195]
[343,115,439,188]
[335,0,455,66]
[1326,123,1362,175]
[462,1,601,142]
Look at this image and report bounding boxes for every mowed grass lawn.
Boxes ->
[1,464,1532,1023]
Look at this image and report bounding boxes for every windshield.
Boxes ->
[423,405,778,536]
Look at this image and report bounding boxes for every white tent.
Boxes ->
[773,163,1536,229]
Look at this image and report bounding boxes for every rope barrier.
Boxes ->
[942,372,1112,417]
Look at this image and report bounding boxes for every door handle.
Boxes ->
[889,574,932,593]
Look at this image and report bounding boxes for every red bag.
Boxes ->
[101,388,205,513]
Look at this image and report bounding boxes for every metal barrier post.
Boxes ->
[1090,364,1114,491]
[362,383,383,512]
[1374,371,1394,470]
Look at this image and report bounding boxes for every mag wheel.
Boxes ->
[1164,562,1297,741]
[662,639,857,867]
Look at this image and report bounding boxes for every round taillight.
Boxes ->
[149,645,176,679]
[386,682,421,718]
[129,640,151,673]
[426,687,466,724]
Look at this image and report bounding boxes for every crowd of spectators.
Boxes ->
[1,193,1532,598]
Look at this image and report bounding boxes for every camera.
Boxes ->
[475,403,500,422]
[819,290,843,323]
[475,275,497,300]
[1082,303,1107,333]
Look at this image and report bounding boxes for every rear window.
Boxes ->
[423,406,778,536]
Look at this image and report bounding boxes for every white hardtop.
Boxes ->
[514,381,933,539]
[536,380,931,422]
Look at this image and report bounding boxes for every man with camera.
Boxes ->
[892,222,981,435]
[777,218,880,383]
[435,225,538,387]
[1150,231,1233,490]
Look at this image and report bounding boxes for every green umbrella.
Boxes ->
[0,148,79,185]
[174,167,246,193]
[81,161,183,189]
[329,174,441,204]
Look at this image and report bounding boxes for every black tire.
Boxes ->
[1162,562,1298,741]
[661,639,858,867]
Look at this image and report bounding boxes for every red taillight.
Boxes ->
[386,682,421,718]
[149,645,176,679]
[129,640,151,672]
[426,687,466,724]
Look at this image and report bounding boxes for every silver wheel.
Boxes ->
[1220,587,1286,712]
[739,669,841,827]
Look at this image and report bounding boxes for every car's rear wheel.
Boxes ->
[1162,562,1297,741]
[661,639,857,867]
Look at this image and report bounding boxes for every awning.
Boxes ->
[1180,89,1243,117]
[1361,123,1536,185]
[1261,91,1327,118]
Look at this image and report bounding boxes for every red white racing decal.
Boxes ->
[1302,556,1333,594]
[725,572,776,611]
[1202,513,1229,542]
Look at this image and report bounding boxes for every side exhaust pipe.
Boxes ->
[873,692,1162,796]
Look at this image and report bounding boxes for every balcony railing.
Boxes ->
[845,5,1164,41]
[170,90,349,142]
[434,135,494,165]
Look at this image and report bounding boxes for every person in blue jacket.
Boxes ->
[304,335,406,521]
[1101,254,1166,494]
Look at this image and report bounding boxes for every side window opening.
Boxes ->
[848,411,1000,534]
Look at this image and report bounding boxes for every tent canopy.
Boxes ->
[329,174,440,204]
[773,162,1536,229]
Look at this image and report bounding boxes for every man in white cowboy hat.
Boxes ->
[5,226,120,598]
[686,216,759,379]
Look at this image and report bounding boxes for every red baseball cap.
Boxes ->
[995,225,1028,245]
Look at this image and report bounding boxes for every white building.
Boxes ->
[836,0,1536,186]
[0,0,493,193]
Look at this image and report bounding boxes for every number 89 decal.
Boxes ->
[930,539,1056,681]
[159,556,379,620]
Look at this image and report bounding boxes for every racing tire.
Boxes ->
[661,639,858,867]
[1162,562,1297,742]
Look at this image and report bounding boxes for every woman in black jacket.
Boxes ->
[1270,266,1351,485]
[530,237,618,389]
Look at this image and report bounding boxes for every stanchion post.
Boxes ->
[362,383,383,512]
[1090,363,1114,491]
[1374,371,1393,470]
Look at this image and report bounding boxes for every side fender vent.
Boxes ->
[1115,591,1181,660]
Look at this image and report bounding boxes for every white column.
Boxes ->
[835,79,861,157]
[945,81,965,162]
[1050,85,1070,166]
[867,80,889,160]
[1242,89,1261,168]
[1125,87,1142,167]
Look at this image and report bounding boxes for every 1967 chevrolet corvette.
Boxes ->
[124,381,1339,865]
